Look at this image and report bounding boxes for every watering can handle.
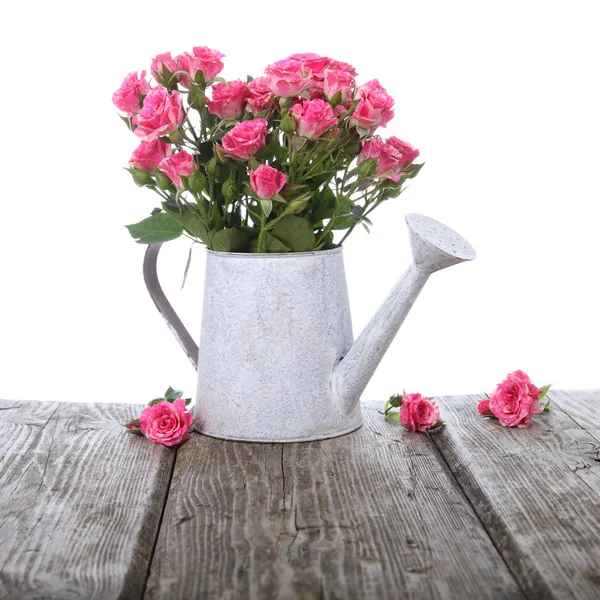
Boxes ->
[143,243,199,370]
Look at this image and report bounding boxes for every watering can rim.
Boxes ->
[205,246,344,259]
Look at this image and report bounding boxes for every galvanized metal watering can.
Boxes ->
[143,213,476,442]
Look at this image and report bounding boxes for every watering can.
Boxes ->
[143,213,476,442]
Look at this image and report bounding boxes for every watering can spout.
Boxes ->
[331,214,476,416]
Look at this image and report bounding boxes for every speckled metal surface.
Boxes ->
[195,247,360,442]
[143,213,476,442]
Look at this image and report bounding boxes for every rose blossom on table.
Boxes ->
[249,164,286,200]
[134,86,184,142]
[217,118,268,160]
[399,393,442,432]
[478,370,551,428]
[380,392,444,432]
[124,387,194,447]
[139,399,193,446]
[158,150,196,189]
[112,71,151,115]
[291,99,338,139]
[206,80,250,121]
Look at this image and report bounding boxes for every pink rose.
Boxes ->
[323,69,355,103]
[291,99,337,139]
[158,150,195,189]
[112,71,151,115]
[358,137,419,182]
[351,79,395,133]
[206,80,250,120]
[151,52,178,80]
[249,164,286,199]
[399,393,441,432]
[218,118,268,160]
[134,86,184,142]
[488,370,543,428]
[139,399,193,446]
[327,59,358,76]
[264,59,311,97]
[177,46,225,87]
[477,399,493,416]
[129,139,172,172]
[287,53,331,79]
[246,77,275,115]
[388,137,420,166]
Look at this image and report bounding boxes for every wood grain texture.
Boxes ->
[0,399,175,600]
[145,400,522,599]
[431,390,600,600]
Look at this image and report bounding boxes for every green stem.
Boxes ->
[257,212,267,253]
[338,192,383,246]
[185,114,199,144]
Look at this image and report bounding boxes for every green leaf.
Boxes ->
[403,162,425,179]
[259,231,291,253]
[389,394,402,408]
[538,383,552,401]
[385,412,400,424]
[271,215,316,252]
[128,167,154,187]
[185,398,192,406]
[260,200,273,217]
[238,226,260,239]
[291,135,307,151]
[165,386,183,401]
[126,213,183,244]
[148,397,166,406]
[313,231,334,251]
[162,201,211,246]
[181,244,194,290]
[119,114,135,132]
[211,227,250,252]
[357,158,377,178]
[331,215,355,230]
[312,186,336,221]
[188,85,206,110]
[542,399,551,413]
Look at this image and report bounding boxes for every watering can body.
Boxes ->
[143,214,476,442]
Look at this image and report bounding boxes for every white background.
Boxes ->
[0,0,598,405]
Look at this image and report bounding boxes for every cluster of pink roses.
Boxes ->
[478,370,551,428]
[114,47,423,253]
[382,371,551,434]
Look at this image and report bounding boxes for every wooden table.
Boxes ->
[1,390,599,599]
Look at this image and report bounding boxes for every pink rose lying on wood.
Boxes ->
[380,392,444,432]
[124,386,194,446]
[478,370,551,428]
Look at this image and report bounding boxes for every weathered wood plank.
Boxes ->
[431,390,600,599]
[0,399,176,600]
[551,389,600,439]
[145,400,522,599]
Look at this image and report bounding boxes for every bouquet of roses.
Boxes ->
[113,47,422,253]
